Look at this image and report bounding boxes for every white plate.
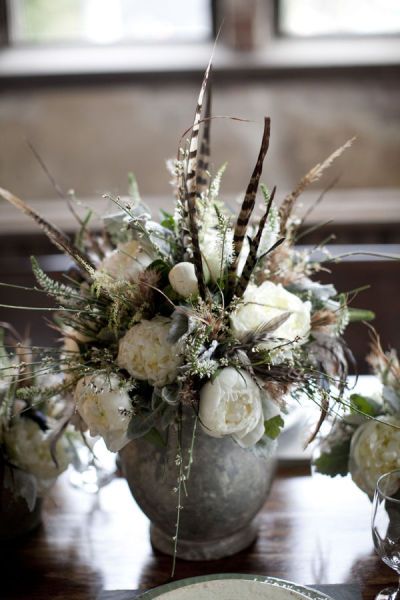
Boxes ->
[137,574,334,600]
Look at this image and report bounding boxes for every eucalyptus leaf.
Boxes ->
[291,279,337,302]
[383,386,400,415]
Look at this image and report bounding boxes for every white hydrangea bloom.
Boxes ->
[97,240,152,282]
[199,368,269,448]
[349,415,400,497]
[4,418,71,488]
[230,281,311,348]
[117,317,181,387]
[74,373,132,452]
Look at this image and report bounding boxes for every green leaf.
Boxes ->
[313,439,351,477]
[144,427,167,449]
[264,415,284,440]
[350,393,381,417]
[160,210,175,231]
[348,308,375,322]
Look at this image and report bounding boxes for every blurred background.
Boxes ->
[0,0,399,370]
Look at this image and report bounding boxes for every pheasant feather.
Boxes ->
[184,59,213,300]
[227,117,271,297]
[195,85,212,196]
[235,186,277,299]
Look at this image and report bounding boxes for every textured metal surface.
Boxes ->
[120,411,276,560]
[0,487,42,541]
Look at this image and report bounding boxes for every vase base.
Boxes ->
[150,519,259,561]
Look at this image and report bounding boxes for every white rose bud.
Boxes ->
[168,262,199,298]
[199,368,265,448]
[349,415,400,497]
[98,240,153,282]
[74,374,132,452]
[117,316,181,387]
[230,281,311,347]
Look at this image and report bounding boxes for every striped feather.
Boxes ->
[185,61,213,194]
[235,186,276,298]
[227,117,271,297]
[0,187,94,273]
[195,85,212,196]
[183,60,214,299]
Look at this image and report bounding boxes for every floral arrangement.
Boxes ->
[313,330,400,498]
[0,64,372,475]
[0,326,74,511]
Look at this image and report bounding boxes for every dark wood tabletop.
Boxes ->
[0,465,392,600]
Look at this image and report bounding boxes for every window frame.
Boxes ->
[0,0,398,83]
[274,0,400,39]
[1,0,218,47]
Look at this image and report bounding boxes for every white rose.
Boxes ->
[98,240,153,282]
[199,368,266,448]
[349,415,400,497]
[4,418,70,484]
[230,281,311,347]
[75,373,132,452]
[168,262,199,297]
[117,317,181,387]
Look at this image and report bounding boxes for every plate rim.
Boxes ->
[136,574,335,600]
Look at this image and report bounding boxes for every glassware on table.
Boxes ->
[69,434,116,494]
[372,469,400,600]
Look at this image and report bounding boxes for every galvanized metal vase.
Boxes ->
[120,410,276,560]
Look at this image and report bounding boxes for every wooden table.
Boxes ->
[0,465,391,600]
